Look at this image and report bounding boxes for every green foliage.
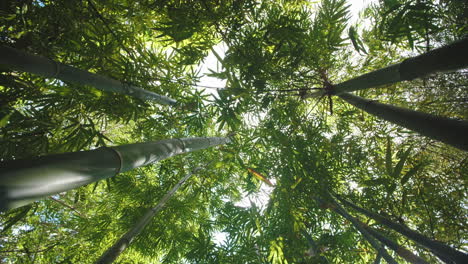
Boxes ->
[348,26,368,55]
[1,0,467,263]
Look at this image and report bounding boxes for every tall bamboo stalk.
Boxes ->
[373,252,382,264]
[356,217,429,264]
[96,164,208,264]
[0,137,229,211]
[338,92,468,151]
[0,45,177,105]
[337,196,468,264]
[306,37,468,97]
[301,229,330,263]
[323,196,398,264]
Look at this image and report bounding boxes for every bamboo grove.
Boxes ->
[0,0,467,263]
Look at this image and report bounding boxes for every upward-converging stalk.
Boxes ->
[353,216,429,264]
[95,163,210,264]
[0,45,177,105]
[306,37,468,97]
[324,196,398,264]
[336,196,468,264]
[0,137,229,211]
[338,93,468,151]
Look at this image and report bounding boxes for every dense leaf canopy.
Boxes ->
[1,0,467,263]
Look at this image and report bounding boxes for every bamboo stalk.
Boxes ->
[322,196,398,264]
[301,229,330,263]
[96,164,208,264]
[338,92,468,151]
[306,37,468,97]
[337,196,468,264]
[357,219,429,263]
[373,252,382,264]
[0,137,229,211]
[0,45,177,105]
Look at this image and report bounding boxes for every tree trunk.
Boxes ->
[95,164,208,264]
[0,45,177,105]
[306,37,468,97]
[0,137,229,211]
[323,196,398,264]
[338,92,468,151]
[337,195,468,264]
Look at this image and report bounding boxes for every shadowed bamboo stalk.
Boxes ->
[306,37,468,97]
[336,195,468,264]
[95,163,209,264]
[373,252,382,264]
[301,229,330,263]
[0,45,177,105]
[0,137,229,211]
[356,217,429,263]
[337,92,468,151]
[322,196,398,264]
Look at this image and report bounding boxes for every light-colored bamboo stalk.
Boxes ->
[306,37,468,97]
[0,45,177,105]
[0,137,229,211]
[338,92,468,151]
[95,164,208,264]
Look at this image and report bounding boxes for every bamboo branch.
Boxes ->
[48,196,86,218]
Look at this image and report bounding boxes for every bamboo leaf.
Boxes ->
[248,168,274,187]
[400,163,422,185]
[393,147,411,178]
[106,178,112,192]
[92,181,100,193]
[1,205,33,234]
[348,26,360,53]
[0,112,13,128]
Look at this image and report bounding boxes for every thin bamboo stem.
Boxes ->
[95,164,208,264]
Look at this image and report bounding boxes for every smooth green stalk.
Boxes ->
[359,220,429,264]
[322,196,398,264]
[0,137,229,211]
[301,229,329,263]
[306,37,468,97]
[337,196,468,264]
[373,252,382,264]
[338,92,468,151]
[0,45,177,105]
[96,164,208,264]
